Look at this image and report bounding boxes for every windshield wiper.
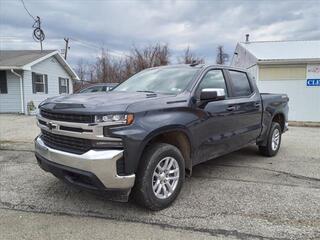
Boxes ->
[136,90,156,93]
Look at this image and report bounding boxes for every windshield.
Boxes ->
[113,67,199,94]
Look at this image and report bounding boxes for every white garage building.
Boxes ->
[231,40,320,122]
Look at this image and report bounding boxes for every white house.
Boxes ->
[231,39,320,122]
[0,50,79,114]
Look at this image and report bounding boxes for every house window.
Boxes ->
[32,72,48,94]
[0,71,8,94]
[59,77,69,94]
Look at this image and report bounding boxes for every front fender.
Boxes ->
[111,109,198,174]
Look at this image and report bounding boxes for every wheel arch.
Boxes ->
[138,126,193,174]
[257,111,286,147]
[272,112,285,132]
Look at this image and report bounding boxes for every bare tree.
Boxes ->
[88,64,96,82]
[76,43,171,86]
[129,44,170,71]
[178,47,205,64]
[75,58,88,80]
[120,43,170,82]
[95,48,107,82]
[74,59,91,92]
[94,48,128,83]
[216,45,229,65]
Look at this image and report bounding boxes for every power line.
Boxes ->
[20,0,45,51]
[70,37,130,58]
[69,37,100,50]
[1,35,128,58]
[20,0,36,20]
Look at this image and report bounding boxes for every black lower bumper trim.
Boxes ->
[36,153,131,202]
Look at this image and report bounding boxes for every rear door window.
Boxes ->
[228,70,252,97]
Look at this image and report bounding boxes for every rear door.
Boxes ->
[224,70,262,147]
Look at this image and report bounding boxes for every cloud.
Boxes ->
[0,0,319,66]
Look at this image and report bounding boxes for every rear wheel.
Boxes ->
[133,143,185,210]
[259,122,282,157]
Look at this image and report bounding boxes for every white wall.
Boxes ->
[0,70,22,113]
[247,65,258,81]
[231,43,257,68]
[257,78,320,122]
[23,56,73,113]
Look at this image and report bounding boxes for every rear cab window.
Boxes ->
[228,70,253,97]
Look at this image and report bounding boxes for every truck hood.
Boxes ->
[39,91,180,114]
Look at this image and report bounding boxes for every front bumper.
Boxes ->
[34,136,135,190]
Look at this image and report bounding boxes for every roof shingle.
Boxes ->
[0,50,56,67]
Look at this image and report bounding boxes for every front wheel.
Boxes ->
[259,122,282,157]
[133,143,185,210]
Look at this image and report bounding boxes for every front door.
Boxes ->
[192,68,239,164]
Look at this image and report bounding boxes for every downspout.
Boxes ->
[10,69,25,114]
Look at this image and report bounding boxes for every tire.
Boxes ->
[133,143,185,211]
[259,122,282,157]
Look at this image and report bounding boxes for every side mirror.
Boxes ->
[200,88,226,101]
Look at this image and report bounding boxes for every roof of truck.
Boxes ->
[155,64,246,71]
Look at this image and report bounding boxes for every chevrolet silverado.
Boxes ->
[35,64,289,210]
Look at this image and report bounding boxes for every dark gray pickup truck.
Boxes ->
[35,64,289,210]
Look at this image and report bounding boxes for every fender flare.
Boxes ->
[136,125,194,171]
[259,111,285,146]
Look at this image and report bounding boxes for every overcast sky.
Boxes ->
[0,0,319,66]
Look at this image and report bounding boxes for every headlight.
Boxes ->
[95,113,134,125]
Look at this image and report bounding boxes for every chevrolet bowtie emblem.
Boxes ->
[47,122,57,130]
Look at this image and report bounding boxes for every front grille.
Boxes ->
[40,109,94,123]
[41,130,91,154]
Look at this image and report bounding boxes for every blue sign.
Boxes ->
[307,79,320,86]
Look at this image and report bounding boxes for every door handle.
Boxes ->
[254,102,261,108]
[226,106,236,111]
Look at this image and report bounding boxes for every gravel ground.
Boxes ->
[0,208,219,240]
[0,114,319,239]
[0,114,39,151]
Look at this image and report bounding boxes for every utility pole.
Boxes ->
[64,38,70,60]
[216,45,229,65]
[32,16,45,51]
[38,17,43,51]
